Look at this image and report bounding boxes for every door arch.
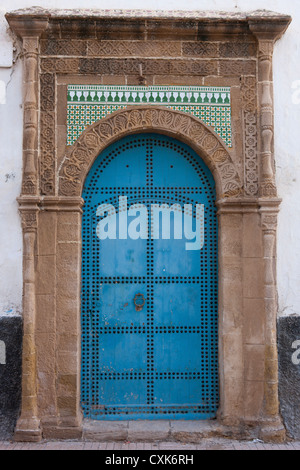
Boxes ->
[81,133,218,420]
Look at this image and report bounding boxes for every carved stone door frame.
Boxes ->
[5,7,291,442]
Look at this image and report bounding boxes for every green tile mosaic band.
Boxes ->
[67,85,232,147]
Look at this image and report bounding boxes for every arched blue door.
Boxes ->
[81,133,219,420]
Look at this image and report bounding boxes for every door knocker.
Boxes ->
[134,293,146,312]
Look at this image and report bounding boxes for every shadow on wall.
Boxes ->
[0,315,22,439]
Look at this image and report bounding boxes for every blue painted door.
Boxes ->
[81,133,218,420]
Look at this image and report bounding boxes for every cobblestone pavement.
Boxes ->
[1,438,300,450]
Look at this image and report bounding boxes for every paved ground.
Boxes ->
[1,438,300,450]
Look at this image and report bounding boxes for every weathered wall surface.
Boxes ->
[0,316,22,439]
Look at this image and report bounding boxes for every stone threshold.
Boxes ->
[83,419,238,443]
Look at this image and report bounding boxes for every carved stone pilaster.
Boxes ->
[258,40,277,197]
[259,202,285,442]
[5,13,49,441]
[5,12,49,196]
[22,37,40,195]
[249,15,291,439]
[249,18,291,199]
[15,199,41,442]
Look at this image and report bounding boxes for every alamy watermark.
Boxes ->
[96,196,205,251]
[292,340,300,365]
[0,340,5,365]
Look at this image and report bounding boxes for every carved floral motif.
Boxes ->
[20,211,38,231]
[40,73,56,195]
[59,107,242,198]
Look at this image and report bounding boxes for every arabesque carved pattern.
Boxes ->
[20,211,38,231]
[40,57,256,77]
[241,76,257,113]
[87,40,182,57]
[59,107,242,198]
[243,112,258,197]
[261,213,278,232]
[40,39,257,59]
[40,73,56,194]
[40,111,56,194]
[40,73,55,112]
[241,76,259,197]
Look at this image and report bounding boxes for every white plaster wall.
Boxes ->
[0,0,299,317]
[0,8,23,316]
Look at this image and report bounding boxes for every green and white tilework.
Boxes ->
[67,85,232,147]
